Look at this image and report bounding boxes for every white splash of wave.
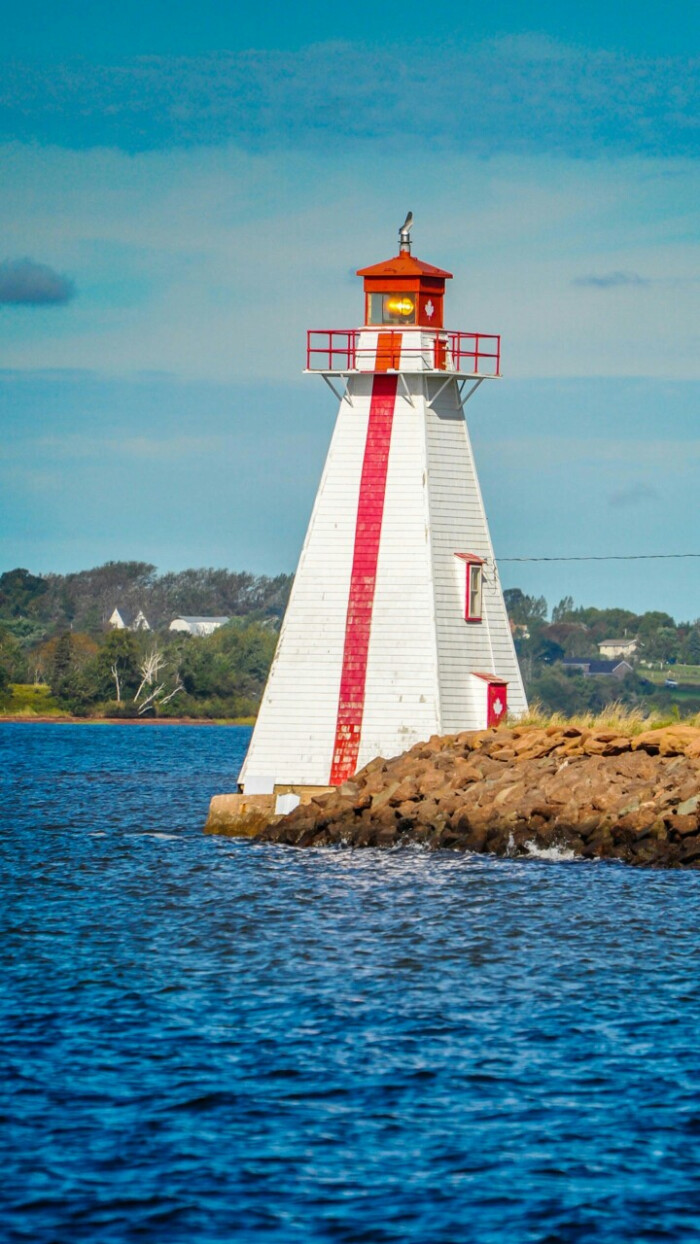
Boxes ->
[524,840,579,861]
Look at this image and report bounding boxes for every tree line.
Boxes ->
[0,562,291,718]
[0,563,292,641]
[0,616,279,718]
[505,589,700,717]
[1,562,698,719]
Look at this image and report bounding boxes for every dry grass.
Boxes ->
[515,701,700,735]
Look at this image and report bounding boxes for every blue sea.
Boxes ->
[3,723,700,1242]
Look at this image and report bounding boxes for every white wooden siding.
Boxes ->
[357,382,440,769]
[426,376,527,730]
[240,365,526,791]
[239,376,374,788]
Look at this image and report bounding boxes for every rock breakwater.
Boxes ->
[254,723,700,868]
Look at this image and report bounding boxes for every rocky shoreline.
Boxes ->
[236,723,700,868]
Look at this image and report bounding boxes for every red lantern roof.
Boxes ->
[356,252,453,280]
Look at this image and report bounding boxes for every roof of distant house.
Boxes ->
[173,616,230,624]
[110,606,149,625]
[563,657,632,674]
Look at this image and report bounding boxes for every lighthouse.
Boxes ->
[239,217,526,796]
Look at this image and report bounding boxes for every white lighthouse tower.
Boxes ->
[239,217,526,795]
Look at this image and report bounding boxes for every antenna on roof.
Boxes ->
[399,211,413,254]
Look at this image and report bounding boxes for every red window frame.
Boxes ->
[455,553,485,623]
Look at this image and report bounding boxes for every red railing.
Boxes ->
[306,329,501,376]
[449,332,501,377]
[306,329,358,372]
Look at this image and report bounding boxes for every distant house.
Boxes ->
[598,637,638,660]
[109,607,151,632]
[169,616,230,637]
[562,657,633,680]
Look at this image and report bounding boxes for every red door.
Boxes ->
[375,331,402,371]
[487,681,508,727]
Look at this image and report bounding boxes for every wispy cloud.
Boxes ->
[573,271,649,288]
[0,258,75,305]
[0,140,697,381]
[485,438,700,473]
[608,482,660,508]
[0,36,697,156]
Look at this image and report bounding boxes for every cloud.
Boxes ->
[0,141,697,382]
[573,271,649,288]
[0,258,75,305]
[608,482,660,508]
[25,432,231,461]
[0,36,697,156]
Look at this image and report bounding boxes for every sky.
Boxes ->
[1,0,698,619]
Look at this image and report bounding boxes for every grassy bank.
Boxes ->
[3,690,697,734]
[0,685,255,724]
[517,701,700,734]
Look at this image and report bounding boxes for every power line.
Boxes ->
[499,553,700,563]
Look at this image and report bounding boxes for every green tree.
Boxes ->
[551,596,575,623]
[542,623,597,658]
[50,633,74,685]
[45,632,101,711]
[178,620,277,707]
[550,603,639,641]
[503,588,548,627]
[94,630,141,703]
[637,611,676,637]
[680,628,700,665]
[0,568,48,618]
[641,626,680,667]
[0,663,10,707]
[0,626,28,683]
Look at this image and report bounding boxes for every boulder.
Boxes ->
[209,722,700,868]
[632,726,700,756]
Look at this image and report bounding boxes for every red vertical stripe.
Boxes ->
[329,368,399,785]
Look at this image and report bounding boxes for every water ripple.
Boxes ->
[2,724,700,1241]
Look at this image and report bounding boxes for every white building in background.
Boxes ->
[239,216,526,796]
[109,607,150,632]
[169,616,230,637]
[598,637,638,660]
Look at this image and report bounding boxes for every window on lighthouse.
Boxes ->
[368,293,417,326]
[467,563,483,622]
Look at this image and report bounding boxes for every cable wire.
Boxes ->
[499,553,700,563]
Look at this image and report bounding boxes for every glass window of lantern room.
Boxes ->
[468,563,483,621]
[368,292,417,326]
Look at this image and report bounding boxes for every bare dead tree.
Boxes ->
[137,678,183,716]
[134,647,167,703]
[110,663,121,703]
[134,644,183,715]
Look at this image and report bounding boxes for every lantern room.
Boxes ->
[305,213,501,376]
[357,227,452,330]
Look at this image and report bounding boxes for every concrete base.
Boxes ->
[273,784,334,798]
[204,786,334,837]
[204,793,277,837]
